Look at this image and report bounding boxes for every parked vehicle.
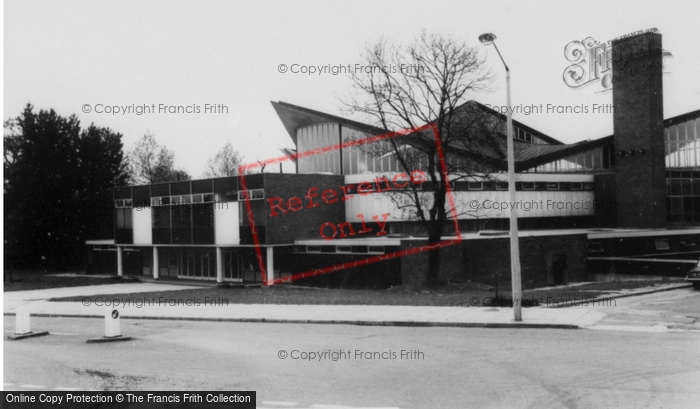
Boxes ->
[686,259,700,290]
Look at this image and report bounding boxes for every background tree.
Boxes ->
[4,104,128,269]
[77,124,130,242]
[203,142,244,178]
[126,133,190,184]
[343,31,497,286]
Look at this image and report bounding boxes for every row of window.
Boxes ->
[456,181,593,191]
[667,196,700,224]
[153,194,216,206]
[115,199,134,208]
[115,189,266,208]
[293,245,387,254]
[588,238,692,253]
[515,128,547,144]
[346,181,594,193]
[155,249,257,280]
[118,181,593,211]
[666,171,700,179]
[667,177,700,197]
[525,146,613,173]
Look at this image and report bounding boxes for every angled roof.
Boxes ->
[457,101,564,145]
[664,109,700,126]
[272,99,565,146]
[271,101,386,147]
[447,131,612,171]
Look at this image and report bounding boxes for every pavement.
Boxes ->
[4,281,694,330]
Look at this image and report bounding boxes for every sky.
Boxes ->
[4,0,700,177]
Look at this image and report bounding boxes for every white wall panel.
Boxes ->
[215,203,240,245]
[347,190,596,222]
[133,208,152,245]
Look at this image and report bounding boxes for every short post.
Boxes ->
[216,247,224,284]
[153,247,159,280]
[16,308,31,335]
[105,308,121,338]
[86,308,132,343]
[117,246,124,277]
[7,308,49,340]
[266,247,275,286]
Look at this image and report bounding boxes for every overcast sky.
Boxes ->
[4,0,700,177]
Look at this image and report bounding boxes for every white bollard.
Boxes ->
[105,308,121,338]
[86,308,131,343]
[8,308,48,340]
[15,308,31,335]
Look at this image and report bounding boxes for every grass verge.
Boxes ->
[48,278,686,307]
[4,270,129,292]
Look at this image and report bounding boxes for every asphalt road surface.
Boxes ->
[4,291,700,409]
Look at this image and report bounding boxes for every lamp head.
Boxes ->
[478,33,497,45]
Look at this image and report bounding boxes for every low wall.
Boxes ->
[400,234,589,289]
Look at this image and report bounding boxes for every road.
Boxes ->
[587,285,700,332]
[4,289,700,409]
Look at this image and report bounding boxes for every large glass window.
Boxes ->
[666,170,700,224]
[665,118,700,168]
[152,206,171,229]
[115,208,132,229]
[193,204,213,227]
[172,206,191,228]
[297,123,341,174]
[526,145,613,172]
[341,126,405,175]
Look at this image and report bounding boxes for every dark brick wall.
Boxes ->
[593,172,617,227]
[612,32,667,228]
[288,252,402,288]
[400,234,589,289]
[263,174,346,244]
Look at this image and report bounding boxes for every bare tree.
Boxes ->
[127,132,190,184]
[343,31,500,286]
[203,142,244,178]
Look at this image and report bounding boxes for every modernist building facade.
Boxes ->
[87,32,700,287]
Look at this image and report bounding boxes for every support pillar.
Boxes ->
[216,247,223,284]
[266,247,275,286]
[117,247,123,277]
[153,247,159,280]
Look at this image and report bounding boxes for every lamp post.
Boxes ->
[479,33,522,321]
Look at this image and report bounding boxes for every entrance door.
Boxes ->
[179,251,197,278]
[224,251,242,282]
[166,251,178,277]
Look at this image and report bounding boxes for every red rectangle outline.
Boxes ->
[238,123,462,285]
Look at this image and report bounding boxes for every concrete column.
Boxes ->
[117,247,123,277]
[216,247,223,283]
[266,247,275,286]
[153,247,159,280]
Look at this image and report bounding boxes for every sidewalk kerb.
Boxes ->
[541,283,693,308]
[3,312,580,330]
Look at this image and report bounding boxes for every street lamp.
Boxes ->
[479,33,523,321]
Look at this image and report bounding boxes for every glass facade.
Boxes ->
[526,145,614,172]
[514,126,549,145]
[665,116,700,225]
[665,117,700,168]
[150,196,217,244]
[666,170,700,223]
[297,123,341,174]
[341,126,403,174]
[298,121,553,176]
[297,123,407,175]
